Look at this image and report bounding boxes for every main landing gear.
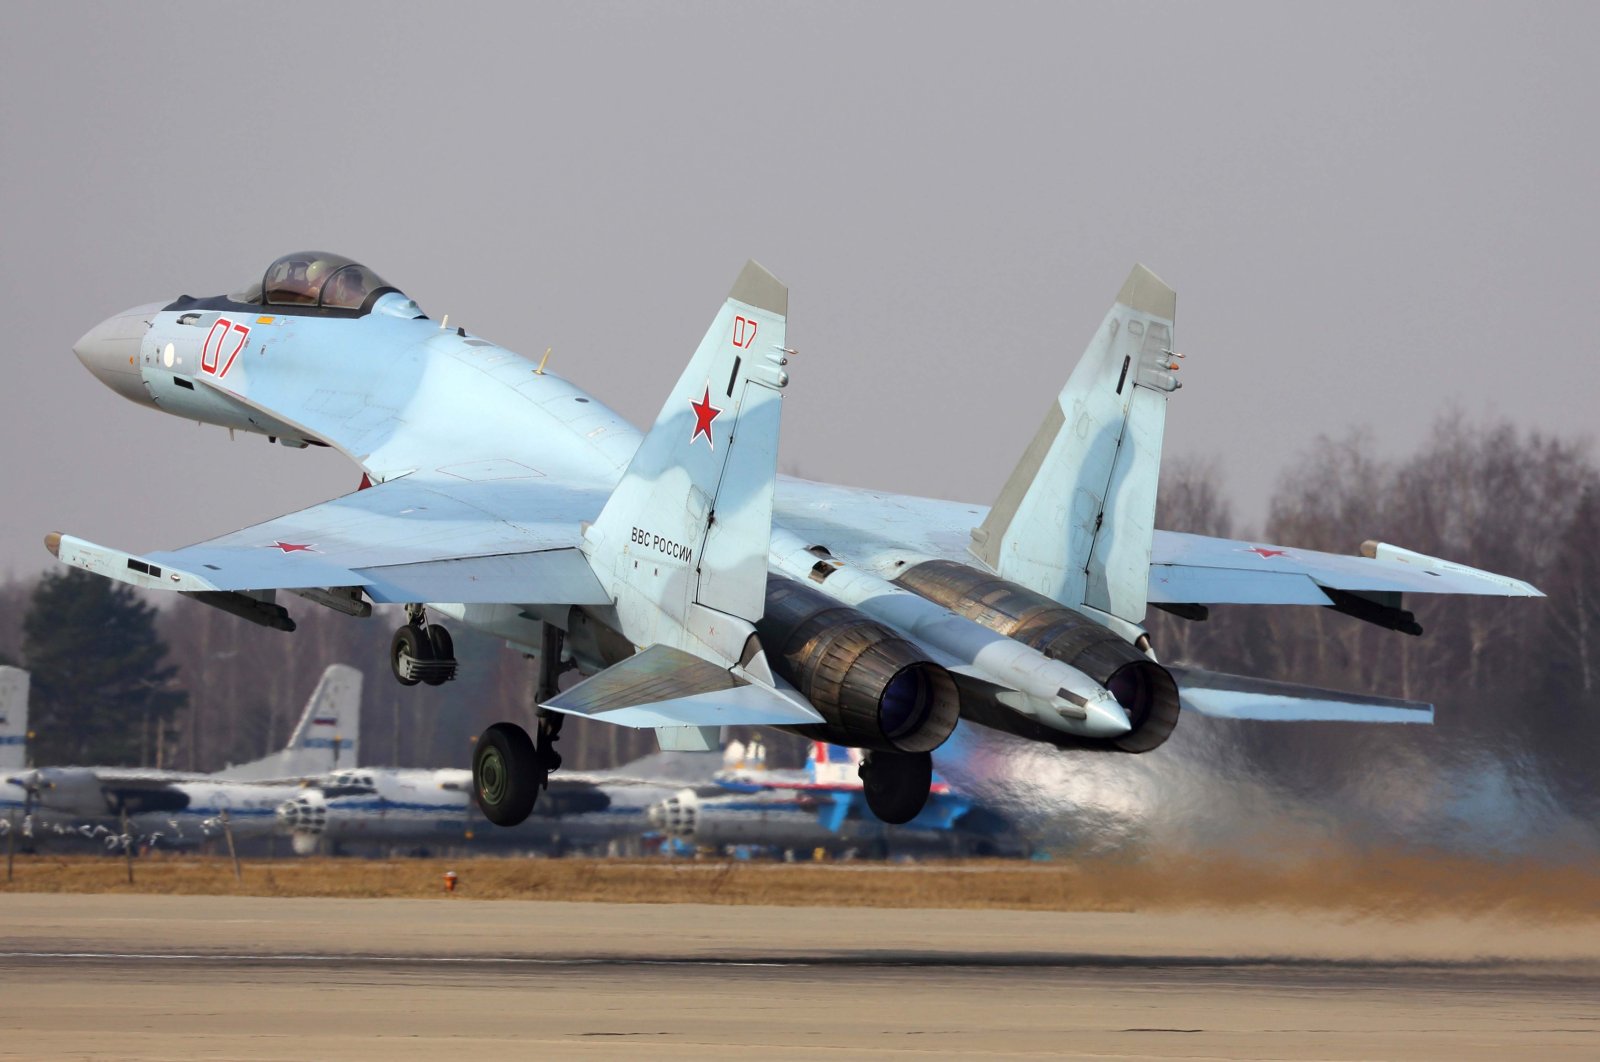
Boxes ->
[473,623,570,828]
[859,751,933,825]
[389,604,459,687]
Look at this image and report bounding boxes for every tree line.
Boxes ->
[1147,415,1596,819]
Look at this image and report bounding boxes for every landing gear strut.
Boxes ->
[859,751,933,825]
[472,623,572,828]
[389,604,458,687]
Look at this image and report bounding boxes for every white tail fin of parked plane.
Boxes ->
[970,264,1180,626]
[564,262,821,750]
[0,667,29,772]
[213,664,362,780]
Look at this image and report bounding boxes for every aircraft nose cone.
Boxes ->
[646,799,669,830]
[73,302,163,407]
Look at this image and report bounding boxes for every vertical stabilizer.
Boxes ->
[213,664,362,780]
[0,667,29,772]
[970,265,1180,625]
[585,261,791,662]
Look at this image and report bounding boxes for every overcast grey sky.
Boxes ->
[2,1,1594,578]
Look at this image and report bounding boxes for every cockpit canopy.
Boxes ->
[320,769,377,798]
[231,252,400,311]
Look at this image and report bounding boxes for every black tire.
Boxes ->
[474,722,539,827]
[422,625,455,686]
[389,625,430,687]
[860,751,932,825]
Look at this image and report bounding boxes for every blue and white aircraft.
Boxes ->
[650,740,1025,857]
[13,664,359,847]
[276,748,721,856]
[60,253,1540,829]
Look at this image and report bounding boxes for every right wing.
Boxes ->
[50,472,614,613]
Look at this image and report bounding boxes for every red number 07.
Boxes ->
[200,318,251,377]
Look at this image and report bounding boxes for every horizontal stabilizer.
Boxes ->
[543,645,823,729]
[1169,666,1433,724]
[656,726,720,752]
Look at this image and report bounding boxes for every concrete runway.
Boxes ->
[1,894,1596,1060]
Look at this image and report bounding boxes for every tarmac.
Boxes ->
[1,893,1596,1059]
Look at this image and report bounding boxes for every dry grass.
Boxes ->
[3,848,1597,919]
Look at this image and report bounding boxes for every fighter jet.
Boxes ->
[13,664,359,846]
[59,253,1539,829]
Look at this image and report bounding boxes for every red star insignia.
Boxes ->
[689,386,722,448]
[271,541,318,553]
[1243,546,1289,559]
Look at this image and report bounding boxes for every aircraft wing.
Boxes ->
[1148,531,1542,605]
[51,474,614,609]
[24,767,206,818]
[775,483,1541,603]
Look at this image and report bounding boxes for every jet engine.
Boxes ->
[893,560,1179,752]
[756,575,959,754]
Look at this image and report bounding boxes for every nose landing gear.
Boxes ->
[389,604,459,687]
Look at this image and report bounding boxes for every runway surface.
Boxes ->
[1,894,1596,1059]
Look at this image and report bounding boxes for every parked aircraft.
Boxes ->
[13,664,359,846]
[650,740,1026,857]
[277,749,722,855]
[60,255,1539,831]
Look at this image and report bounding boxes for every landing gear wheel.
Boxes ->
[474,722,539,827]
[389,607,459,688]
[423,626,455,687]
[389,625,427,687]
[859,751,933,825]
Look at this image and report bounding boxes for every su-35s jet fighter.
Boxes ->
[60,253,1540,828]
